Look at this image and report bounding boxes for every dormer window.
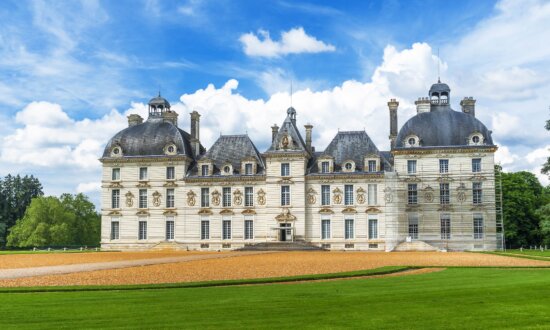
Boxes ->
[364,156,379,173]
[201,164,209,176]
[343,161,355,172]
[321,161,330,173]
[164,144,177,155]
[245,163,253,175]
[222,164,233,175]
[468,133,484,146]
[405,135,419,147]
[111,146,122,157]
[368,160,377,172]
[317,157,333,174]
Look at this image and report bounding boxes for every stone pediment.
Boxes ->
[136,182,151,188]
[163,181,178,187]
[198,208,213,215]
[136,210,149,216]
[242,209,257,215]
[220,209,235,215]
[318,208,334,214]
[107,210,122,216]
[275,208,297,222]
[342,207,357,214]
[365,207,382,213]
[109,182,123,188]
[277,178,294,184]
[163,210,178,216]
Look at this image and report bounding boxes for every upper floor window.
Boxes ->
[408,184,418,205]
[281,163,290,177]
[166,166,175,180]
[245,163,253,175]
[112,168,120,181]
[321,185,330,206]
[223,187,232,207]
[139,189,147,208]
[407,160,417,174]
[344,185,354,205]
[439,159,449,174]
[139,167,148,180]
[472,158,481,173]
[201,165,209,177]
[368,160,377,172]
[321,161,330,173]
[440,183,450,205]
[281,185,290,206]
[245,187,254,207]
[111,189,120,209]
[473,182,482,205]
[344,162,353,171]
[201,187,210,207]
[166,189,175,208]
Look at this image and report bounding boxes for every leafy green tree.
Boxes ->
[542,118,550,178]
[7,194,100,248]
[537,203,550,246]
[0,175,43,246]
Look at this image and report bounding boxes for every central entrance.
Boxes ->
[279,223,292,242]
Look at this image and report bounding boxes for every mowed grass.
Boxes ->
[0,250,101,255]
[506,249,550,257]
[1,268,549,329]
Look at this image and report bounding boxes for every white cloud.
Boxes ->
[494,145,519,166]
[239,27,336,58]
[77,181,101,194]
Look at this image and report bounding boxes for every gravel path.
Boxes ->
[0,251,267,280]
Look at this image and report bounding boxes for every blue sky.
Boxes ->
[0,0,548,206]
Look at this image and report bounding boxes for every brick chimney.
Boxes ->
[304,124,313,153]
[127,114,143,127]
[190,111,201,157]
[460,97,476,117]
[414,97,430,114]
[162,110,178,126]
[387,99,399,149]
[271,124,279,143]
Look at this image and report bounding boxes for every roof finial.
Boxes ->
[290,80,293,108]
[437,47,440,83]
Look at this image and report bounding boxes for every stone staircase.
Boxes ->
[151,241,181,251]
[393,240,438,252]
[237,241,327,251]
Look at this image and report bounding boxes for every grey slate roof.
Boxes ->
[102,117,196,158]
[265,107,310,155]
[395,108,494,148]
[194,134,264,175]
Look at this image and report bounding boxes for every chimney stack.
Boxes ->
[190,111,201,157]
[304,124,313,153]
[460,97,476,117]
[162,110,178,126]
[127,114,143,127]
[271,124,279,143]
[387,99,399,149]
[414,97,431,114]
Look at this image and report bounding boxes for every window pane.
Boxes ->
[474,214,483,239]
[321,185,330,206]
[368,160,377,172]
[245,163,253,175]
[281,163,290,176]
[223,220,232,240]
[245,187,254,207]
[139,189,147,208]
[166,166,175,180]
[344,185,354,205]
[201,188,210,207]
[368,219,378,239]
[408,184,418,204]
[112,168,120,180]
[439,183,450,204]
[345,219,354,239]
[473,182,482,204]
[111,189,120,209]
[439,159,449,173]
[472,158,481,173]
[321,162,329,173]
[223,187,231,207]
[407,160,416,174]
[201,165,209,176]
[166,189,175,208]
[281,186,290,206]
[321,219,331,239]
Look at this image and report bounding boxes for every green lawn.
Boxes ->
[0,249,102,255]
[1,268,549,329]
[505,249,550,257]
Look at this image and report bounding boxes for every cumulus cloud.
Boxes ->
[239,27,336,58]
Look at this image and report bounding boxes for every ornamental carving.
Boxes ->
[187,190,196,206]
[198,208,213,215]
[332,187,342,204]
[163,181,178,187]
[136,182,151,188]
[342,207,357,214]
[152,191,162,207]
[220,209,234,215]
[242,209,257,215]
[257,189,266,206]
[125,191,134,207]
[211,190,220,206]
[281,134,291,149]
[163,210,177,216]
[384,187,393,203]
[356,187,366,205]
[365,207,382,213]
[110,182,123,188]
[233,189,243,206]
[307,188,317,205]
[457,183,467,203]
[318,208,334,214]
[423,186,434,203]
[275,208,297,222]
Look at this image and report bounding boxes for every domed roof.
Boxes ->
[395,108,494,148]
[429,81,450,95]
[102,117,193,158]
[148,95,170,108]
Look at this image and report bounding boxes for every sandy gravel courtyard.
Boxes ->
[0,251,548,288]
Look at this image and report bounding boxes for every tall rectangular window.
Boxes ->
[439,159,449,173]
[245,187,254,207]
[201,218,210,240]
[344,185,354,205]
[138,220,147,240]
[166,189,175,208]
[166,217,175,240]
[321,218,331,239]
[440,183,450,204]
[474,214,484,239]
[281,185,290,206]
[166,166,175,180]
[281,163,290,176]
[408,214,419,239]
[139,189,147,208]
[368,184,377,206]
[139,167,148,180]
[201,188,210,207]
[245,163,253,175]
[110,219,119,240]
[321,161,330,173]
[407,160,417,174]
[408,184,418,205]
[112,168,120,181]
[472,158,481,173]
[222,218,231,240]
[368,160,377,172]
[345,219,354,239]
[111,189,120,209]
[473,182,482,204]
[201,165,209,176]
[222,187,232,207]
[244,216,254,240]
[368,218,378,239]
[440,214,451,239]
[321,185,330,206]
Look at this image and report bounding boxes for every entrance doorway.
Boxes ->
[279,223,292,242]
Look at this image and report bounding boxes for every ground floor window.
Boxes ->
[244,217,254,240]
[408,214,419,239]
[166,218,174,240]
[138,220,147,240]
[223,219,232,240]
[201,218,210,240]
[345,219,354,239]
[474,214,484,239]
[368,218,378,239]
[440,214,451,240]
[110,220,119,240]
[321,218,331,240]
